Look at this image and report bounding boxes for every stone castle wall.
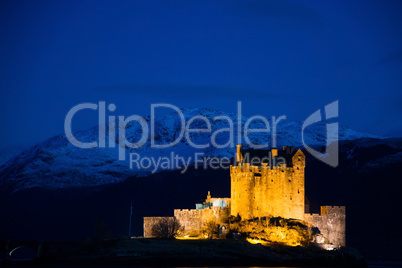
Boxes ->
[143,216,174,238]
[304,206,346,247]
[230,149,305,220]
[174,207,230,235]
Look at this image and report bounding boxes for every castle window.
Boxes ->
[271,179,273,182]
[297,167,299,170]
[298,156,301,161]
[289,179,291,182]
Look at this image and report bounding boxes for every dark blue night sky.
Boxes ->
[1,0,402,151]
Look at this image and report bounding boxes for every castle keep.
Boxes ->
[231,145,305,220]
[143,145,346,247]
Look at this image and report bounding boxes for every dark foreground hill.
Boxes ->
[24,238,367,267]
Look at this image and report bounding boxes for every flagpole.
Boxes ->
[128,201,133,238]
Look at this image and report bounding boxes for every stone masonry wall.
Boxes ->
[174,207,230,236]
[304,206,346,247]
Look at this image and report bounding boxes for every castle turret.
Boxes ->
[271,148,278,158]
[206,191,211,203]
[236,144,243,164]
[291,149,305,220]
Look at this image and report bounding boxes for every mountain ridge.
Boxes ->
[0,107,380,193]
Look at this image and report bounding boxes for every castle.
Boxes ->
[144,145,346,247]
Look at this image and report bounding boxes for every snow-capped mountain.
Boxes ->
[0,107,379,192]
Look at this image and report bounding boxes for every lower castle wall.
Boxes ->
[143,217,174,238]
[174,207,230,235]
[304,206,346,247]
[144,206,346,246]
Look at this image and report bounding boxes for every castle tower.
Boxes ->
[230,145,305,220]
[206,191,211,204]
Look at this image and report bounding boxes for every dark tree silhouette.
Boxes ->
[151,217,181,239]
[203,220,219,239]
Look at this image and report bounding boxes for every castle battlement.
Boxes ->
[174,208,201,214]
[230,164,296,172]
[305,213,320,216]
[321,206,346,216]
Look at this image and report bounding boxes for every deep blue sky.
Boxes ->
[1,0,402,151]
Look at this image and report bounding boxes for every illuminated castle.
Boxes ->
[144,145,346,247]
[231,144,305,220]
